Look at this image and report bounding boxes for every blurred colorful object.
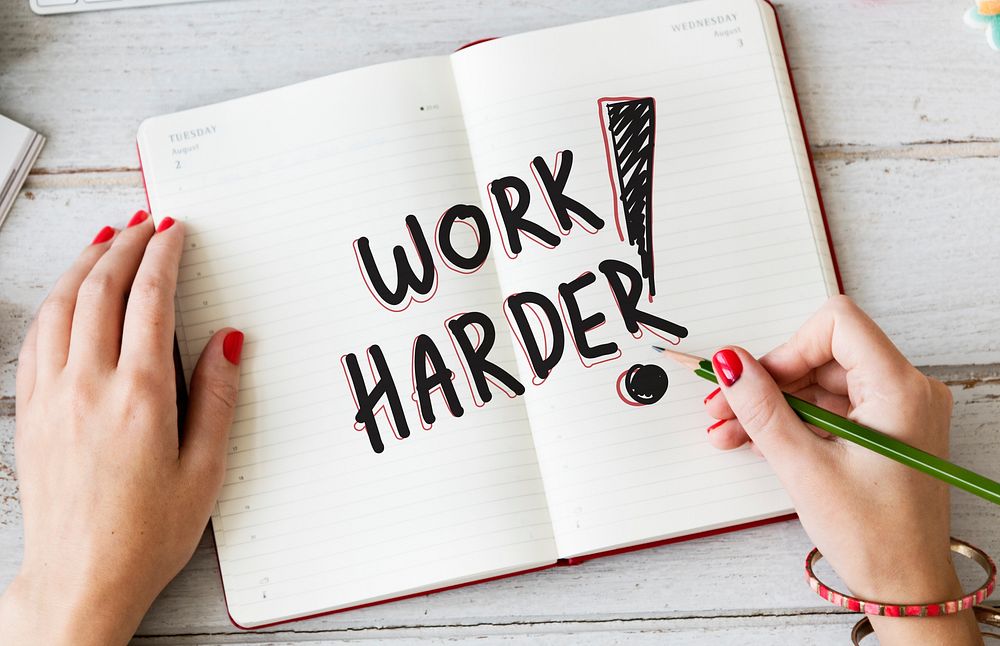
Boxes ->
[966,0,1000,50]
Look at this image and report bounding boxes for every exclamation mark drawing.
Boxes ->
[600,97,678,407]
[599,96,657,301]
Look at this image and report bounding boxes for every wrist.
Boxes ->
[811,543,988,645]
[841,556,984,646]
[840,545,966,604]
[869,610,984,646]
[0,568,146,646]
[863,562,985,646]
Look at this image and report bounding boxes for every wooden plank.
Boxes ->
[814,155,1000,366]
[2,381,996,640]
[0,0,997,173]
[129,613,858,645]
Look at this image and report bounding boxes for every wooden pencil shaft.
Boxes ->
[658,348,1000,506]
[787,393,1000,506]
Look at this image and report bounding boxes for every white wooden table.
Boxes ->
[1,1,999,643]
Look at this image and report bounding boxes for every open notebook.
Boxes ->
[136,0,840,629]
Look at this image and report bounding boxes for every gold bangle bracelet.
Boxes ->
[807,537,996,617]
[851,603,1000,644]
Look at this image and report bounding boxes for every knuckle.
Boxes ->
[131,301,169,332]
[928,377,953,409]
[206,379,240,410]
[902,366,931,394]
[132,273,173,304]
[740,396,780,435]
[37,297,70,324]
[826,293,857,314]
[78,272,116,301]
[64,376,99,413]
[128,366,171,394]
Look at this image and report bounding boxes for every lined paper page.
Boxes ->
[451,0,837,558]
[137,57,556,627]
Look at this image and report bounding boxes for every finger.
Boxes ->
[789,384,852,420]
[706,417,751,450]
[705,361,851,426]
[15,318,39,406]
[711,346,832,481]
[35,225,118,376]
[759,295,913,388]
[773,360,849,397]
[706,360,848,423]
[120,217,183,370]
[707,385,837,441]
[68,211,154,368]
[181,329,244,489]
[704,386,735,420]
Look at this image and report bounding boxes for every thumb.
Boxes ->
[712,347,828,478]
[180,328,244,482]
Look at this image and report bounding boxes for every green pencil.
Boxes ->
[652,346,1000,507]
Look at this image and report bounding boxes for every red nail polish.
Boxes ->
[707,419,726,433]
[127,210,149,228]
[223,330,244,365]
[91,226,115,244]
[156,216,176,233]
[712,349,743,387]
[703,387,721,404]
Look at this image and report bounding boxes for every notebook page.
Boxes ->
[137,57,556,627]
[451,0,837,558]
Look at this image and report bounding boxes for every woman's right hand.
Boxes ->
[703,295,982,645]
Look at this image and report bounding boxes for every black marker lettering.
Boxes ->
[436,204,491,273]
[531,150,604,234]
[599,259,688,340]
[447,312,525,402]
[343,345,410,454]
[355,214,436,309]
[411,334,464,426]
[601,97,658,297]
[489,175,560,255]
[558,272,619,362]
[505,291,565,382]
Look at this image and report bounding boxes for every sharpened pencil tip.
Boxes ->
[649,346,709,371]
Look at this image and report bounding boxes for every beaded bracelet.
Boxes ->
[805,537,997,617]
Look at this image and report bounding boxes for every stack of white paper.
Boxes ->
[0,114,45,230]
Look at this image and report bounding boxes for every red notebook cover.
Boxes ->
[137,1,842,630]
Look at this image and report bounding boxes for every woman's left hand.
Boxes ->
[0,212,243,646]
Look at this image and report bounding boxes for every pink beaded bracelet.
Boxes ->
[805,537,997,617]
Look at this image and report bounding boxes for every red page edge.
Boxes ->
[560,513,799,565]
[133,3,840,629]
[455,36,498,51]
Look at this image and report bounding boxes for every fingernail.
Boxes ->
[707,419,725,433]
[703,387,721,404]
[156,216,176,233]
[223,330,244,365]
[91,226,115,244]
[712,349,743,387]
[127,210,149,228]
